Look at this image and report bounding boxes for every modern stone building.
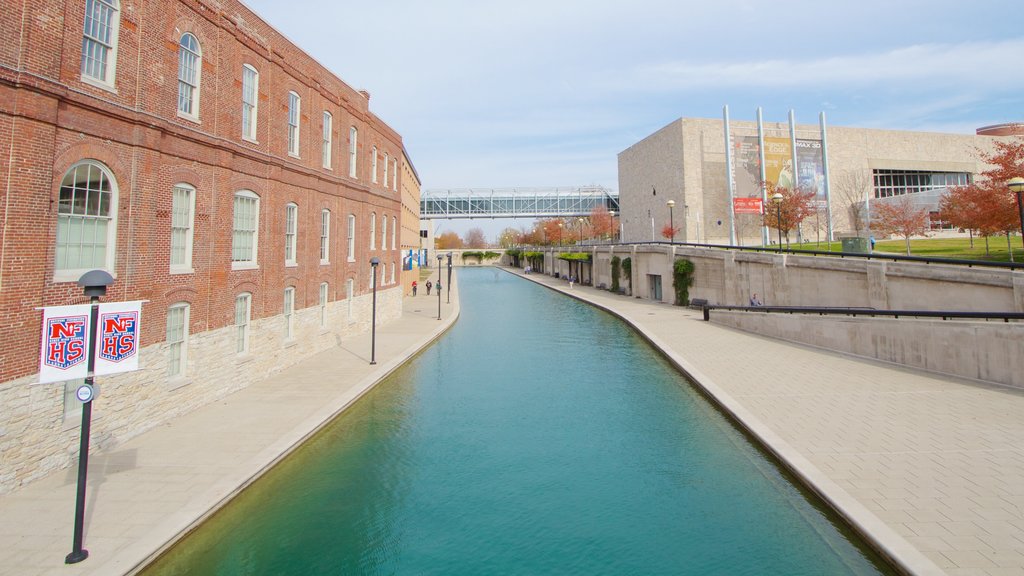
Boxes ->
[618,116,1021,245]
[400,147,423,295]
[0,0,407,493]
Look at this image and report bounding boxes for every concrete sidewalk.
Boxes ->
[0,272,460,576]
[523,271,1024,576]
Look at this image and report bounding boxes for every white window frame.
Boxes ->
[283,286,295,340]
[391,216,397,250]
[383,152,389,188]
[166,302,190,378]
[80,0,120,90]
[371,146,378,183]
[54,160,119,282]
[242,64,259,141]
[322,112,332,169]
[346,278,354,319]
[177,33,201,119]
[390,262,395,285]
[348,126,358,178]
[369,212,376,250]
[232,190,259,269]
[284,202,298,266]
[347,214,356,262]
[320,209,330,263]
[318,282,328,327]
[393,159,398,191]
[235,292,251,354]
[287,91,300,157]
[381,214,387,251]
[170,183,195,273]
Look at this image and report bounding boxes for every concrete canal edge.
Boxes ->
[513,268,944,576]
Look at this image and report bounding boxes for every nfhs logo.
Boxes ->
[99,311,138,363]
[45,316,88,370]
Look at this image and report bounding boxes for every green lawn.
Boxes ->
[780,236,1024,263]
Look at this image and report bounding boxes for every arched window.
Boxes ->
[55,160,119,280]
[284,202,298,265]
[381,214,387,250]
[347,214,356,261]
[369,212,377,249]
[81,0,120,87]
[322,112,333,169]
[177,33,201,118]
[235,292,252,354]
[166,302,190,377]
[348,127,358,178]
[383,152,389,187]
[319,282,328,327]
[287,91,301,156]
[232,190,260,268]
[170,183,196,272]
[371,146,378,183]
[320,209,331,263]
[391,216,397,250]
[242,64,259,140]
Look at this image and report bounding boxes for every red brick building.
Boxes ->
[0,0,406,491]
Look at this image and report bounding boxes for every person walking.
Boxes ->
[426,280,433,295]
[750,293,762,306]
[436,279,442,293]
[412,280,417,296]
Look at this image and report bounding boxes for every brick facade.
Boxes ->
[0,0,407,492]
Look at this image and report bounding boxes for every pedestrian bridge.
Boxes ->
[420,186,619,219]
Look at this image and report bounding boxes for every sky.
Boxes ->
[244,0,1024,241]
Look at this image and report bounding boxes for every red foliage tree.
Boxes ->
[435,230,464,249]
[589,206,615,240]
[661,223,680,241]
[872,196,930,255]
[761,183,815,247]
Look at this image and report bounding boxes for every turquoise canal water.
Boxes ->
[142,268,892,575]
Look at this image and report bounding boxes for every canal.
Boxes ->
[142,267,892,575]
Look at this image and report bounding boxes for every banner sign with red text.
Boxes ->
[95,301,143,376]
[38,301,144,384]
[733,197,764,215]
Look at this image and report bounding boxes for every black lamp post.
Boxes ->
[436,254,443,320]
[1008,177,1024,249]
[667,199,675,244]
[446,252,452,304]
[369,257,379,365]
[65,269,114,564]
[772,192,784,248]
[558,222,563,247]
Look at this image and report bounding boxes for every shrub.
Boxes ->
[672,259,695,306]
[611,256,621,293]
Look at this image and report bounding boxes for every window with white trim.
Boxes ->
[322,112,332,169]
[284,202,297,265]
[55,160,118,279]
[348,127,358,178]
[371,146,378,183]
[393,159,398,191]
[381,214,387,251]
[391,216,397,250]
[370,212,376,250]
[383,152,389,188]
[177,33,201,118]
[283,286,295,339]
[390,262,395,285]
[287,91,300,156]
[166,302,189,378]
[81,0,120,87]
[346,278,354,319]
[235,292,251,354]
[320,209,330,263]
[170,183,195,272]
[318,282,328,327]
[347,214,356,261]
[242,64,258,140]
[232,191,259,268]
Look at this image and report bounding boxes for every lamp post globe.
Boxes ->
[771,193,784,248]
[436,254,444,320]
[666,200,675,244]
[1008,177,1024,249]
[369,257,380,365]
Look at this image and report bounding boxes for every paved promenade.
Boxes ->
[522,271,1024,576]
[2,267,1023,575]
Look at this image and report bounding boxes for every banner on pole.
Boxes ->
[38,305,92,384]
[733,197,764,215]
[95,301,143,376]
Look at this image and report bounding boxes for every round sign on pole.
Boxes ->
[76,384,94,403]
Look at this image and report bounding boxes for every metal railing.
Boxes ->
[699,304,1024,323]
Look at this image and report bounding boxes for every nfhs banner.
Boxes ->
[38,301,144,384]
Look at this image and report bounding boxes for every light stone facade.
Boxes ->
[0,288,400,494]
[618,117,1017,245]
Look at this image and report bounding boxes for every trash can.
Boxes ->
[841,237,869,254]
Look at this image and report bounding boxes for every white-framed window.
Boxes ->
[166,302,190,377]
[232,190,259,268]
[318,282,328,327]
[63,379,85,423]
[55,160,119,281]
[346,278,354,319]
[391,216,397,250]
[370,212,376,250]
[170,183,195,273]
[235,293,251,354]
[348,126,358,178]
[390,262,395,285]
[283,286,295,339]
[320,209,330,263]
[381,214,387,251]
[393,159,398,191]
[347,214,356,261]
[284,202,297,266]
[81,0,120,88]
[383,152,389,188]
[322,112,332,169]
[177,33,201,118]
[242,64,258,141]
[287,91,300,156]
[371,146,378,183]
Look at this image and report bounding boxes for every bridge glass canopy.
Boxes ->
[421,187,619,219]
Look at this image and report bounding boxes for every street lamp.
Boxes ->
[369,257,379,365]
[667,199,675,244]
[446,252,453,304]
[65,269,114,564]
[436,254,443,320]
[609,210,616,242]
[578,217,585,244]
[558,221,563,247]
[1008,177,1024,249]
[771,192,784,248]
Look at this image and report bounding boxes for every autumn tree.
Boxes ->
[661,223,680,242]
[435,231,463,249]
[872,196,929,255]
[761,183,816,247]
[939,185,986,248]
[589,206,616,240]
[539,218,567,245]
[464,227,488,248]
[943,138,1024,252]
[497,227,520,248]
